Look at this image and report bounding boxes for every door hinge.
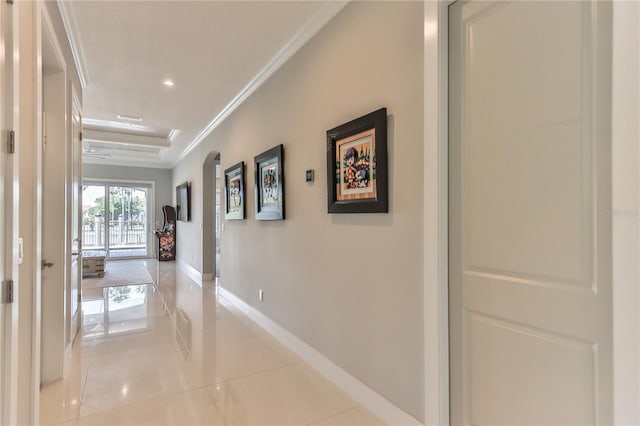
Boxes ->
[2,280,14,304]
[79,131,83,142]
[7,130,15,154]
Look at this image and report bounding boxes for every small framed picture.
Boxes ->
[326,108,388,213]
[224,161,245,220]
[254,144,285,220]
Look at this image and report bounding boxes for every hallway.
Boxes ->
[40,261,384,425]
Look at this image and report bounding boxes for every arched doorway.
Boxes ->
[202,152,220,280]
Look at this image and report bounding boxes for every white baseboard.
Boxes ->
[218,286,422,426]
[177,260,204,283]
[176,260,215,282]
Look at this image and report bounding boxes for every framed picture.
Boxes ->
[224,161,245,220]
[326,107,388,213]
[254,144,285,220]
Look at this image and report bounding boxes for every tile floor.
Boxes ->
[40,260,385,426]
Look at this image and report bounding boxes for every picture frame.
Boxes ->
[224,161,245,220]
[326,107,388,213]
[254,144,285,220]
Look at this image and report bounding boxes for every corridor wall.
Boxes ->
[172,2,424,420]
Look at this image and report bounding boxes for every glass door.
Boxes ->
[108,186,149,258]
[82,185,107,253]
[82,183,151,258]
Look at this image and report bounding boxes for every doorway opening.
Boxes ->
[82,181,153,259]
[216,161,221,278]
[202,152,220,281]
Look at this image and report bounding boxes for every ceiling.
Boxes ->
[59,1,347,169]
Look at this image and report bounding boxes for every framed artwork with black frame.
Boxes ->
[326,107,388,213]
[254,144,285,220]
[224,161,245,220]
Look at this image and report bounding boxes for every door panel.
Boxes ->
[82,185,106,251]
[467,313,595,425]
[41,71,67,384]
[449,1,612,424]
[69,96,81,343]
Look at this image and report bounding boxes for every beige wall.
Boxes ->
[172,2,424,420]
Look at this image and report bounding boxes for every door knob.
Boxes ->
[42,260,54,269]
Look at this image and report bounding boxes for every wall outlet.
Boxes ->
[258,289,264,301]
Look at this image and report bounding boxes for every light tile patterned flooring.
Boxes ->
[40,260,385,425]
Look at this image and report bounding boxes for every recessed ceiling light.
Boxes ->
[163,79,175,87]
[117,114,142,122]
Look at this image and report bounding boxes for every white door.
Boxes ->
[41,71,67,384]
[449,1,612,424]
[69,93,82,343]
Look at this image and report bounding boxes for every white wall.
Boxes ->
[172,2,424,420]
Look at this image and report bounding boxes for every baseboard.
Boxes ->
[218,286,422,426]
[177,260,204,283]
[175,260,216,282]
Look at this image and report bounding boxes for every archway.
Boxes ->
[202,152,220,280]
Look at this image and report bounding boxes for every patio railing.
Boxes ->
[83,218,147,249]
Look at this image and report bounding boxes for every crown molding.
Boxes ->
[57,1,91,88]
[83,130,171,148]
[171,0,349,168]
[82,157,173,170]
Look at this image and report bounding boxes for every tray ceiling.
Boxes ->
[59,1,347,168]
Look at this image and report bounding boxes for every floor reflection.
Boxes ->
[82,285,151,338]
[39,260,385,425]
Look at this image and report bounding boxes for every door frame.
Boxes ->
[0,0,19,423]
[202,151,220,281]
[610,1,640,422]
[68,86,82,346]
[81,178,156,259]
[422,2,452,425]
[40,0,68,386]
[422,1,640,424]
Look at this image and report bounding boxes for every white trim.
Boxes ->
[177,260,205,284]
[33,2,44,422]
[1,0,18,422]
[82,157,172,170]
[82,177,155,187]
[57,1,90,88]
[423,1,450,425]
[219,287,422,426]
[171,1,349,167]
[177,261,213,283]
[611,1,640,423]
[41,5,66,75]
[69,84,82,351]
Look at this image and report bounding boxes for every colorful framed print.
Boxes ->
[326,108,388,213]
[224,161,245,220]
[254,144,285,220]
